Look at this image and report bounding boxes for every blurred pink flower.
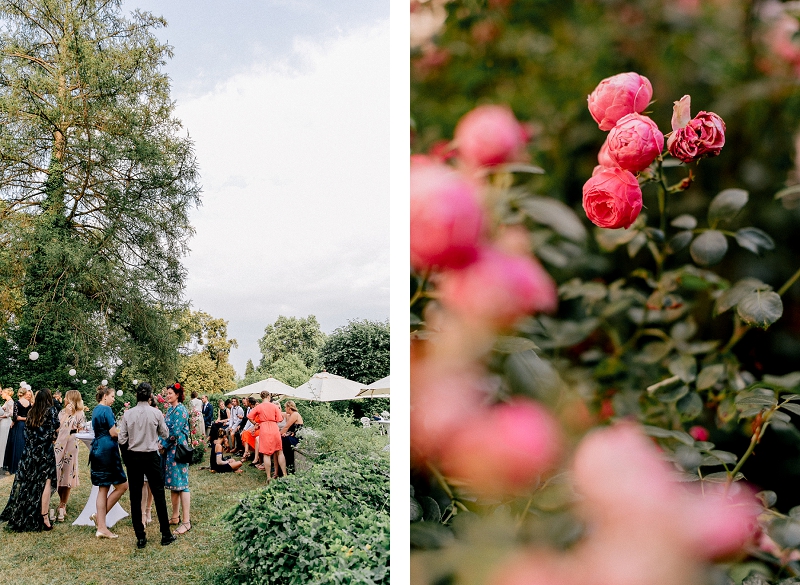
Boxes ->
[439,398,563,496]
[588,72,653,131]
[688,426,709,441]
[454,104,528,168]
[607,113,664,172]
[438,247,558,328]
[582,167,642,229]
[410,164,484,270]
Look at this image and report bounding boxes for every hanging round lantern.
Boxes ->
[132,379,139,385]
[82,380,87,384]
[68,368,76,377]
[29,351,39,361]
[116,358,123,366]
[101,379,108,386]
[116,389,123,396]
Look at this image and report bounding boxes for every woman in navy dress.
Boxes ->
[3,387,32,474]
[90,386,128,539]
[161,383,192,535]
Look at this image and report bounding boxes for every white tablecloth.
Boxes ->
[74,431,129,528]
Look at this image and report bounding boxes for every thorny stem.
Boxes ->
[657,157,668,236]
[727,412,772,491]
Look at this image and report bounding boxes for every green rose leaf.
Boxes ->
[410,522,455,549]
[657,384,690,403]
[709,450,738,465]
[774,184,800,201]
[667,230,694,254]
[696,364,725,390]
[493,336,540,354]
[764,372,800,389]
[757,490,778,508]
[627,231,647,258]
[519,196,587,243]
[690,230,728,266]
[769,518,800,549]
[671,214,698,230]
[420,496,442,523]
[772,410,792,423]
[714,278,771,316]
[737,290,783,329]
[708,188,748,226]
[735,227,775,255]
[736,394,777,407]
[411,497,423,523]
[677,391,704,419]
[668,354,697,383]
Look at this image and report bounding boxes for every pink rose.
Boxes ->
[606,113,664,172]
[410,164,484,270]
[582,167,643,229]
[588,72,653,131]
[454,104,527,168]
[667,95,726,163]
[439,398,563,495]
[438,247,558,327]
[597,136,615,167]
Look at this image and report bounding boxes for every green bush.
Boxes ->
[222,455,389,585]
[299,403,387,461]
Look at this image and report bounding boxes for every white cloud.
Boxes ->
[176,21,389,374]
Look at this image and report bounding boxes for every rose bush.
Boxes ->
[411,55,800,584]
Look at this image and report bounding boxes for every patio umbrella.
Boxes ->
[356,375,390,398]
[225,377,297,398]
[292,372,365,402]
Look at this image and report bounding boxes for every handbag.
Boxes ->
[175,441,194,464]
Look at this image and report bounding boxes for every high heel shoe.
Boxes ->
[41,513,53,531]
[89,513,96,525]
[57,506,66,522]
[95,530,119,539]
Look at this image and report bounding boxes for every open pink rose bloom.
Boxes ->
[582,166,643,229]
[607,113,664,172]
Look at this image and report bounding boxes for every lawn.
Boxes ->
[0,443,270,585]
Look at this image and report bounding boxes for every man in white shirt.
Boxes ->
[226,398,244,453]
[118,382,176,548]
[190,391,205,437]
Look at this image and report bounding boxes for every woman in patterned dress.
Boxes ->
[0,388,59,531]
[0,388,14,470]
[160,383,191,535]
[53,390,86,522]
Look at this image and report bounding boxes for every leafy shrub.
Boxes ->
[222,454,389,585]
[299,403,386,461]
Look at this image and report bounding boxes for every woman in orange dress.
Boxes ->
[247,391,286,482]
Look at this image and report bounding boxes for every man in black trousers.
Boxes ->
[118,382,177,548]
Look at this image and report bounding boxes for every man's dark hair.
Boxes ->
[136,382,153,403]
[224,399,232,407]
[191,391,198,399]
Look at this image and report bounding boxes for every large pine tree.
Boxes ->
[0,0,200,388]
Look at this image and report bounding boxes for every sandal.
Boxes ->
[174,521,192,535]
[57,506,66,522]
[41,513,53,531]
[169,515,180,526]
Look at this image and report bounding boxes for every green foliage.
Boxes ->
[0,0,200,389]
[318,319,390,384]
[178,310,238,395]
[257,315,326,371]
[221,451,389,585]
[300,403,387,462]
[267,353,313,388]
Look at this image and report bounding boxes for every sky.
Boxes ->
[121,0,390,376]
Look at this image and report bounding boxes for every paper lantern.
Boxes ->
[82,380,87,384]
[68,368,76,377]
[116,389,123,396]
[116,358,123,366]
[133,379,139,385]
[29,351,39,361]
[101,379,108,386]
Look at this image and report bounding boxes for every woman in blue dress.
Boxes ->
[90,386,128,539]
[161,383,191,535]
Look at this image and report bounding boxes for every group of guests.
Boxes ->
[207,392,303,481]
[0,382,194,548]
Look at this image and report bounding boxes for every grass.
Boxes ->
[0,443,276,585]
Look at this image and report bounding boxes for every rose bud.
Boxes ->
[410,164,484,270]
[454,104,527,168]
[582,167,643,229]
[588,72,653,131]
[606,113,664,172]
[439,398,563,496]
[438,246,558,328]
[688,425,709,442]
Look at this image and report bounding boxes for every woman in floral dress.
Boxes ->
[161,383,191,535]
[54,390,86,522]
[0,388,59,531]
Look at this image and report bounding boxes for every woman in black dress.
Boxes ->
[2,387,33,474]
[0,388,59,531]
[210,428,243,474]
